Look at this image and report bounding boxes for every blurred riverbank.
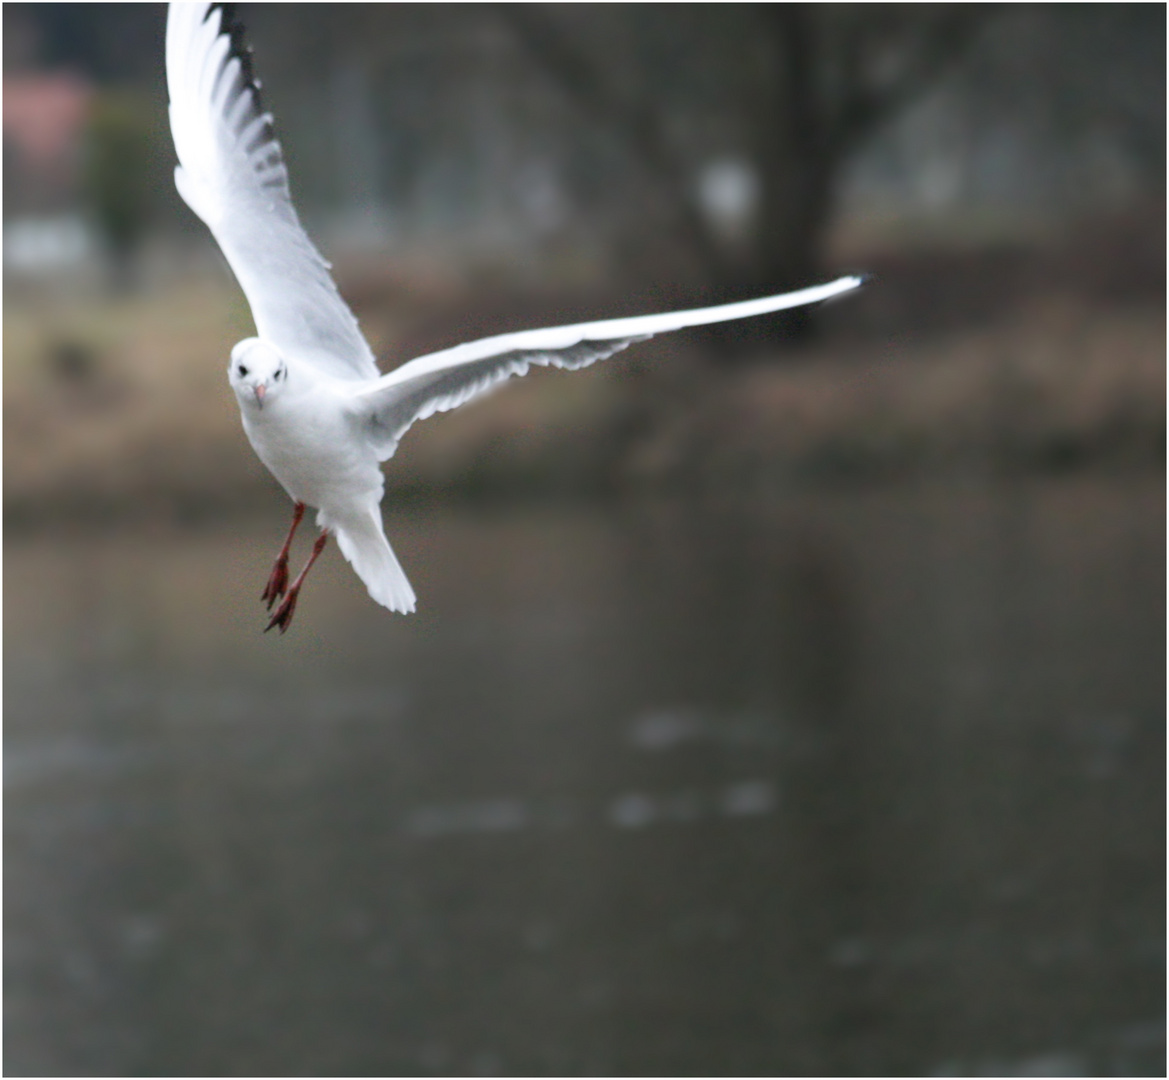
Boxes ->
[4,223,1164,527]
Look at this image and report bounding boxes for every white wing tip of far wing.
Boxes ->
[549,272,870,342]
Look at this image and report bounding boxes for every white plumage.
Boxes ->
[165,2,863,630]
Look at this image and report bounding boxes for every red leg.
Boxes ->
[262,501,305,609]
[265,530,329,634]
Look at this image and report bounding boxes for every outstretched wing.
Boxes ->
[166,2,378,381]
[350,275,864,461]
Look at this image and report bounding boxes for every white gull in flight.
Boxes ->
[165,2,864,632]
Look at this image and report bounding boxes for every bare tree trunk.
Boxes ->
[500,5,991,354]
[704,9,837,347]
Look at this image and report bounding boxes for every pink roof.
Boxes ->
[3,72,94,170]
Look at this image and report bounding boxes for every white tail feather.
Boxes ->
[330,513,416,614]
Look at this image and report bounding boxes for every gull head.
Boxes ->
[229,338,287,411]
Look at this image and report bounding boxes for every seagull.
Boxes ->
[166,2,864,632]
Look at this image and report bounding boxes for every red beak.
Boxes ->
[254,383,267,407]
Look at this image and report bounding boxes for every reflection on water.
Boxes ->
[5,477,1165,1076]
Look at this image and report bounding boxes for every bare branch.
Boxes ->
[830,8,997,156]
[496,4,724,273]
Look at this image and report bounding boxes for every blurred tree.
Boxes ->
[501,5,992,342]
[82,91,167,287]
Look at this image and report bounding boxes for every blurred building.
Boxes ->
[3,69,96,273]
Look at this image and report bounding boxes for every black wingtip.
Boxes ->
[207,3,263,110]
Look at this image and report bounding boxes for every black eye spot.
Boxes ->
[238,364,249,377]
[275,368,283,380]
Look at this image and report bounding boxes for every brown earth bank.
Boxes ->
[4,228,1164,528]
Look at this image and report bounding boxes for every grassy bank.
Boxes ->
[4,262,1163,526]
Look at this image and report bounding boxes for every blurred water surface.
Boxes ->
[5,476,1165,1076]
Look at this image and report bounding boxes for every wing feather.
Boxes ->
[351,275,864,461]
[166,2,378,381]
